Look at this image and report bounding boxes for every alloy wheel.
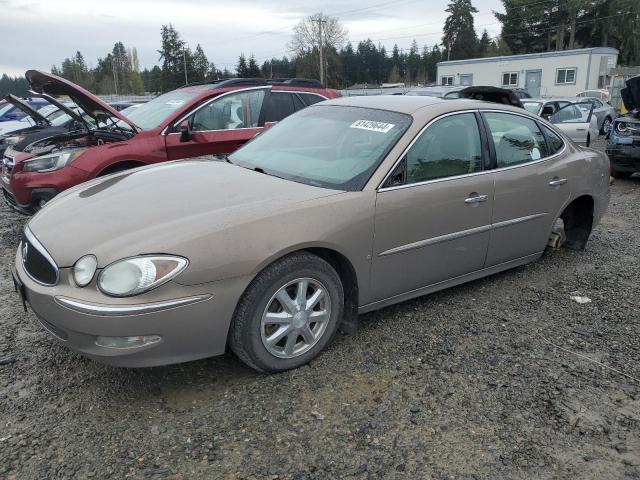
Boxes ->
[260,277,331,359]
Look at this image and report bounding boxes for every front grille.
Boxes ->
[21,229,58,286]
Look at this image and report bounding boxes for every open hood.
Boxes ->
[25,70,140,131]
[3,94,50,126]
[621,75,640,112]
[459,86,524,108]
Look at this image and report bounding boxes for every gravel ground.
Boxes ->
[1,138,639,480]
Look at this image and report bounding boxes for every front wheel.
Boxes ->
[229,252,344,373]
[600,116,612,135]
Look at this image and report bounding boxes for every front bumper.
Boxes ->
[1,164,88,214]
[606,135,640,172]
[13,247,248,367]
[3,186,57,214]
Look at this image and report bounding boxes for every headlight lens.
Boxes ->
[73,254,97,287]
[22,149,86,173]
[97,256,188,297]
[615,121,639,136]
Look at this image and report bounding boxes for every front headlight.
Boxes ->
[22,149,86,173]
[97,255,188,297]
[615,121,640,136]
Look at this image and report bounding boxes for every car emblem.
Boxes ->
[22,241,28,259]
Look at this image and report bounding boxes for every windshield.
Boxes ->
[0,103,11,116]
[523,102,542,114]
[229,105,412,191]
[121,90,200,129]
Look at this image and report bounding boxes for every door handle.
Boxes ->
[464,193,488,204]
[549,177,568,187]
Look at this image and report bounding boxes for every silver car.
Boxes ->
[523,98,599,146]
[12,96,610,372]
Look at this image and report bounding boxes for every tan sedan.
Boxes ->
[13,96,610,372]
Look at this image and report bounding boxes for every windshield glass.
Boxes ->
[121,89,200,129]
[229,105,412,191]
[523,102,542,114]
[0,103,12,116]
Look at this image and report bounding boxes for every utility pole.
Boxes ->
[313,15,327,87]
[183,48,188,85]
[112,58,118,95]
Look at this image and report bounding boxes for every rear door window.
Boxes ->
[483,112,549,168]
[298,93,326,106]
[264,92,295,123]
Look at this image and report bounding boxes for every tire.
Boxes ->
[611,168,632,179]
[600,116,612,135]
[228,252,344,373]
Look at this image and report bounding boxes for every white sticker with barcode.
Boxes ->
[350,120,395,133]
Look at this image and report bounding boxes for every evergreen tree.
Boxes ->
[247,55,261,77]
[158,24,185,91]
[192,44,209,82]
[236,54,248,77]
[442,0,479,60]
[478,30,491,57]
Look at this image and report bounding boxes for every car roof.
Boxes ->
[321,95,526,118]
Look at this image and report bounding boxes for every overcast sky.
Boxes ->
[0,0,504,76]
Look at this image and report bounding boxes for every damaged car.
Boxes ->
[606,76,640,178]
[12,95,610,372]
[2,70,340,214]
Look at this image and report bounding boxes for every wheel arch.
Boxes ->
[558,194,594,250]
[247,242,361,333]
[96,159,148,177]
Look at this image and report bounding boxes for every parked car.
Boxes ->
[405,86,462,98]
[0,105,99,160]
[0,97,49,122]
[606,76,640,178]
[2,70,340,214]
[12,95,610,372]
[522,98,598,146]
[576,89,610,102]
[0,95,53,137]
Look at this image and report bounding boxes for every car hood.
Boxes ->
[25,70,139,131]
[621,75,640,112]
[27,160,342,268]
[3,94,50,126]
[459,86,524,108]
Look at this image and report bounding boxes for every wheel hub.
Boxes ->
[292,311,308,329]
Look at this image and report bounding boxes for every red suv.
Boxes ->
[2,71,340,214]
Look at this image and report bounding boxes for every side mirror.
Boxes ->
[179,120,191,142]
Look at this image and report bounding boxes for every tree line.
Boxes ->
[0,0,637,97]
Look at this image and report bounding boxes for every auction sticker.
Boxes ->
[350,120,395,133]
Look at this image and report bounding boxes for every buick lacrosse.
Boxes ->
[12,95,610,372]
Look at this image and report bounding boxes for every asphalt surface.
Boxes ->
[1,138,639,479]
